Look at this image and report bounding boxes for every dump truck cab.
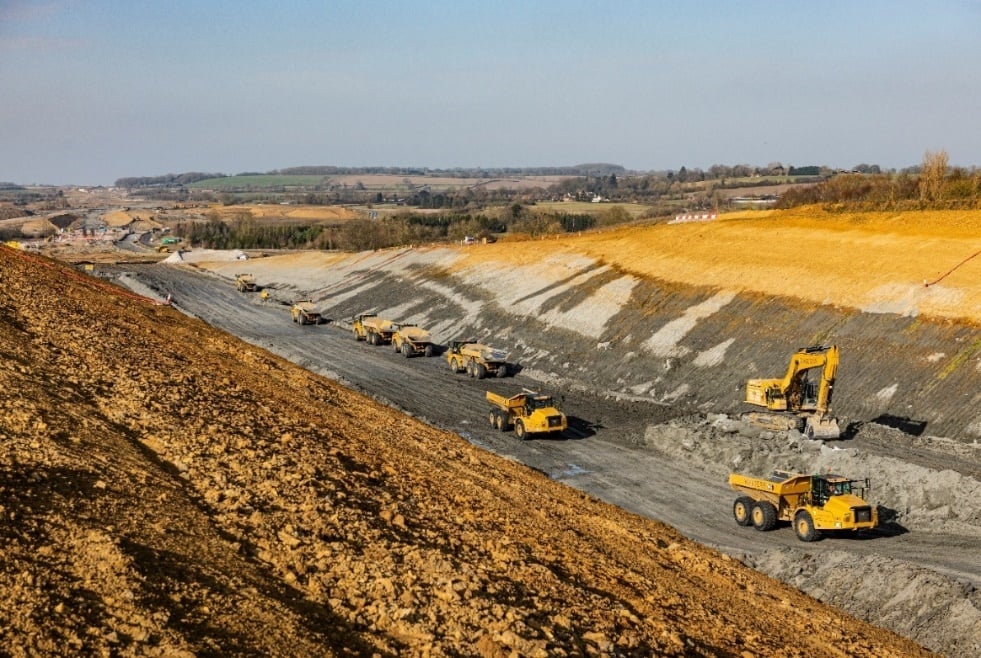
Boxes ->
[729,469,877,541]
[486,389,567,439]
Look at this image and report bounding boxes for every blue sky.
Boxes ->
[2,1,980,185]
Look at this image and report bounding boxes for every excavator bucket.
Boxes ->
[805,415,841,440]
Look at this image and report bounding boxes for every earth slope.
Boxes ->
[0,248,932,655]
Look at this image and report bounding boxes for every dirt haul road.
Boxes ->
[121,262,981,656]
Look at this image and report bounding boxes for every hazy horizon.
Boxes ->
[3,1,979,186]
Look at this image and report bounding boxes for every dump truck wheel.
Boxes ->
[751,501,777,531]
[402,343,412,358]
[424,345,434,358]
[475,363,487,379]
[496,413,507,431]
[733,497,753,526]
[794,511,821,542]
[496,364,508,378]
[488,411,499,428]
[353,329,360,340]
[514,420,527,440]
[449,358,458,372]
[466,361,474,377]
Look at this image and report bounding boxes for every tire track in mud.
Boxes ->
[118,263,981,655]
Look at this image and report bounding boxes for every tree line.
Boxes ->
[174,205,613,252]
[777,150,981,211]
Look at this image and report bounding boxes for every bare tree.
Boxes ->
[919,149,949,202]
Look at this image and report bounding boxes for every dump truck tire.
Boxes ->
[475,363,487,379]
[751,501,777,531]
[466,361,474,377]
[794,510,821,542]
[733,497,753,527]
[488,411,497,428]
[424,345,434,358]
[495,413,507,431]
[402,343,412,358]
[514,420,527,440]
[496,364,508,378]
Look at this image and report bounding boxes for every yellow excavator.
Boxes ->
[742,344,841,439]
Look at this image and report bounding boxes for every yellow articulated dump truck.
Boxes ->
[486,389,567,440]
[352,312,397,345]
[729,470,877,541]
[291,301,322,325]
[446,339,509,378]
[391,324,435,358]
[235,273,257,292]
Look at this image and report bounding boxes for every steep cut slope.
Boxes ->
[0,251,933,655]
[192,208,980,439]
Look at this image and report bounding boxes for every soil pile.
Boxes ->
[0,249,933,656]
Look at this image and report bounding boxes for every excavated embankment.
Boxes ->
[0,248,934,655]
[197,241,980,442]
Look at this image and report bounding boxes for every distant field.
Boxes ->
[206,204,358,223]
[188,173,576,192]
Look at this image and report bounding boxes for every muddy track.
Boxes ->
[118,263,981,654]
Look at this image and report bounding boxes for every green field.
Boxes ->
[187,175,327,189]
